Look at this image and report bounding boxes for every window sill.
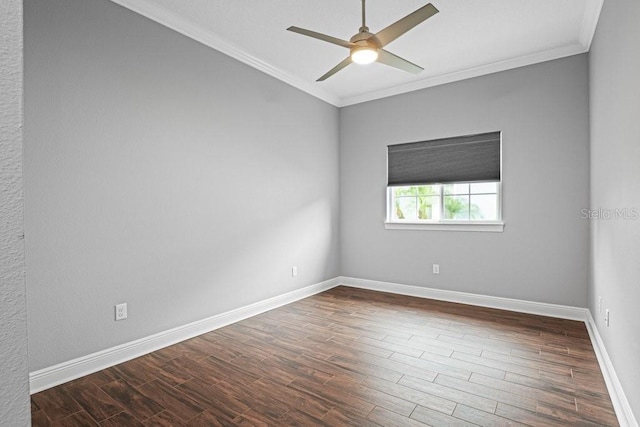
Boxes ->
[384,221,505,232]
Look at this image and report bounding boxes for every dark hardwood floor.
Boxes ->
[31,286,619,426]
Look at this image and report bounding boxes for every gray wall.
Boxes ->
[27,2,637,418]
[24,0,340,371]
[340,55,590,307]
[589,0,640,419]
[0,0,31,424]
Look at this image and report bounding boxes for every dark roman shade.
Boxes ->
[387,131,501,186]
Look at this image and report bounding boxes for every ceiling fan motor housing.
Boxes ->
[350,29,380,48]
[350,29,381,61]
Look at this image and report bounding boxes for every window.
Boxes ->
[386,132,503,232]
[390,182,500,221]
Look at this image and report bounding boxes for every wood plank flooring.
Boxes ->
[31,286,619,426]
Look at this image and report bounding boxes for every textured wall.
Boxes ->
[24,0,339,371]
[589,0,640,420]
[340,55,590,307]
[0,0,31,424]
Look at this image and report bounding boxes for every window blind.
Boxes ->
[387,131,501,186]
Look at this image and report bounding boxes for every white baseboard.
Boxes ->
[338,276,589,321]
[29,277,340,394]
[585,312,638,427]
[338,276,637,427]
[30,275,637,427]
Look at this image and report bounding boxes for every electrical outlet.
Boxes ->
[598,296,602,313]
[115,303,127,321]
[292,266,298,277]
[605,309,610,327]
[433,264,440,274]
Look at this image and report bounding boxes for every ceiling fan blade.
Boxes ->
[374,3,439,48]
[317,57,353,81]
[287,26,354,49]
[377,49,423,74]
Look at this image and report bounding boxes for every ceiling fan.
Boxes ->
[287,0,439,81]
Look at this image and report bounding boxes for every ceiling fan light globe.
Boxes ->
[351,47,378,65]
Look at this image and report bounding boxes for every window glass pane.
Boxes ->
[444,196,469,219]
[470,182,498,194]
[443,183,469,195]
[416,184,439,197]
[470,194,498,220]
[389,182,499,223]
[394,186,417,197]
[418,196,439,220]
[395,196,417,220]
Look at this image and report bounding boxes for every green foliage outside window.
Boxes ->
[394,185,485,220]
[394,186,437,219]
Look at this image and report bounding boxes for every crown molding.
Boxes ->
[109,0,601,108]
[338,43,587,107]
[579,0,604,49]
[108,0,341,107]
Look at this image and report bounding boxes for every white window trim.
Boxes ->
[384,221,504,232]
[385,183,504,232]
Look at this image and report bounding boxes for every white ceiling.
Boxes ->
[111,0,603,107]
